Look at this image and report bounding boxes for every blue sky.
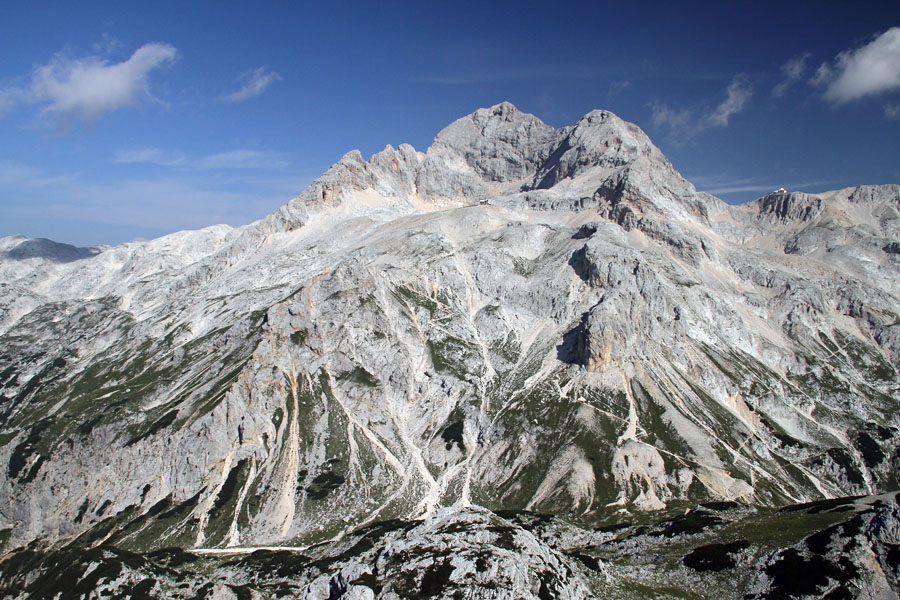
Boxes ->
[1,1,899,246]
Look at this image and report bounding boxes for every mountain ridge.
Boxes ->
[1,102,899,598]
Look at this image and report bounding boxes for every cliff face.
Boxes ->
[1,102,898,599]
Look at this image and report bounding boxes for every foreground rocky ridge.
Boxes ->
[4,494,900,599]
[0,102,898,597]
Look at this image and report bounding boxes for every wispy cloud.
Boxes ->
[0,161,78,188]
[650,74,753,139]
[812,27,900,104]
[0,88,25,116]
[650,103,691,130]
[6,179,280,233]
[112,147,187,167]
[0,160,312,244]
[194,149,290,170]
[707,74,752,126]
[690,174,832,196]
[886,103,900,120]
[222,67,282,102]
[0,42,177,127]
[608,80,631,96]
[702,182,810,195]
[411,64,617,86]
[772,53,810,98]
[113,147,291,171]
[91,33,122,55]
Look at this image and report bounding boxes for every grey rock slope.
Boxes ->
[0,102,898,597]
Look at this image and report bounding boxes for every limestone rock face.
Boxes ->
[0,102,898,597]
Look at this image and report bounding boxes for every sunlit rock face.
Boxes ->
[0,103,898,598]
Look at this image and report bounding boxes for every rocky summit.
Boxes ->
[1,102,899,598]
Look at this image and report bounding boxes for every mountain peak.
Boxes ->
[266,103,701,229]
[470,100,529,124]
[524,107,675,197]
[427,102,556,184]
[576,108,625,127]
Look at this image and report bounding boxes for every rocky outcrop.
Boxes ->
[755,190,823,224]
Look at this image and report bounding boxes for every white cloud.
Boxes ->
[222,67,282,102]
[809,63,828,86]
[650,74,752,139]
[886,103,900,120]
[0,43,177,126]
[814,27,900,104]
[772,53,810,97]
[30,43,177,125]
[708,74,752,127]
